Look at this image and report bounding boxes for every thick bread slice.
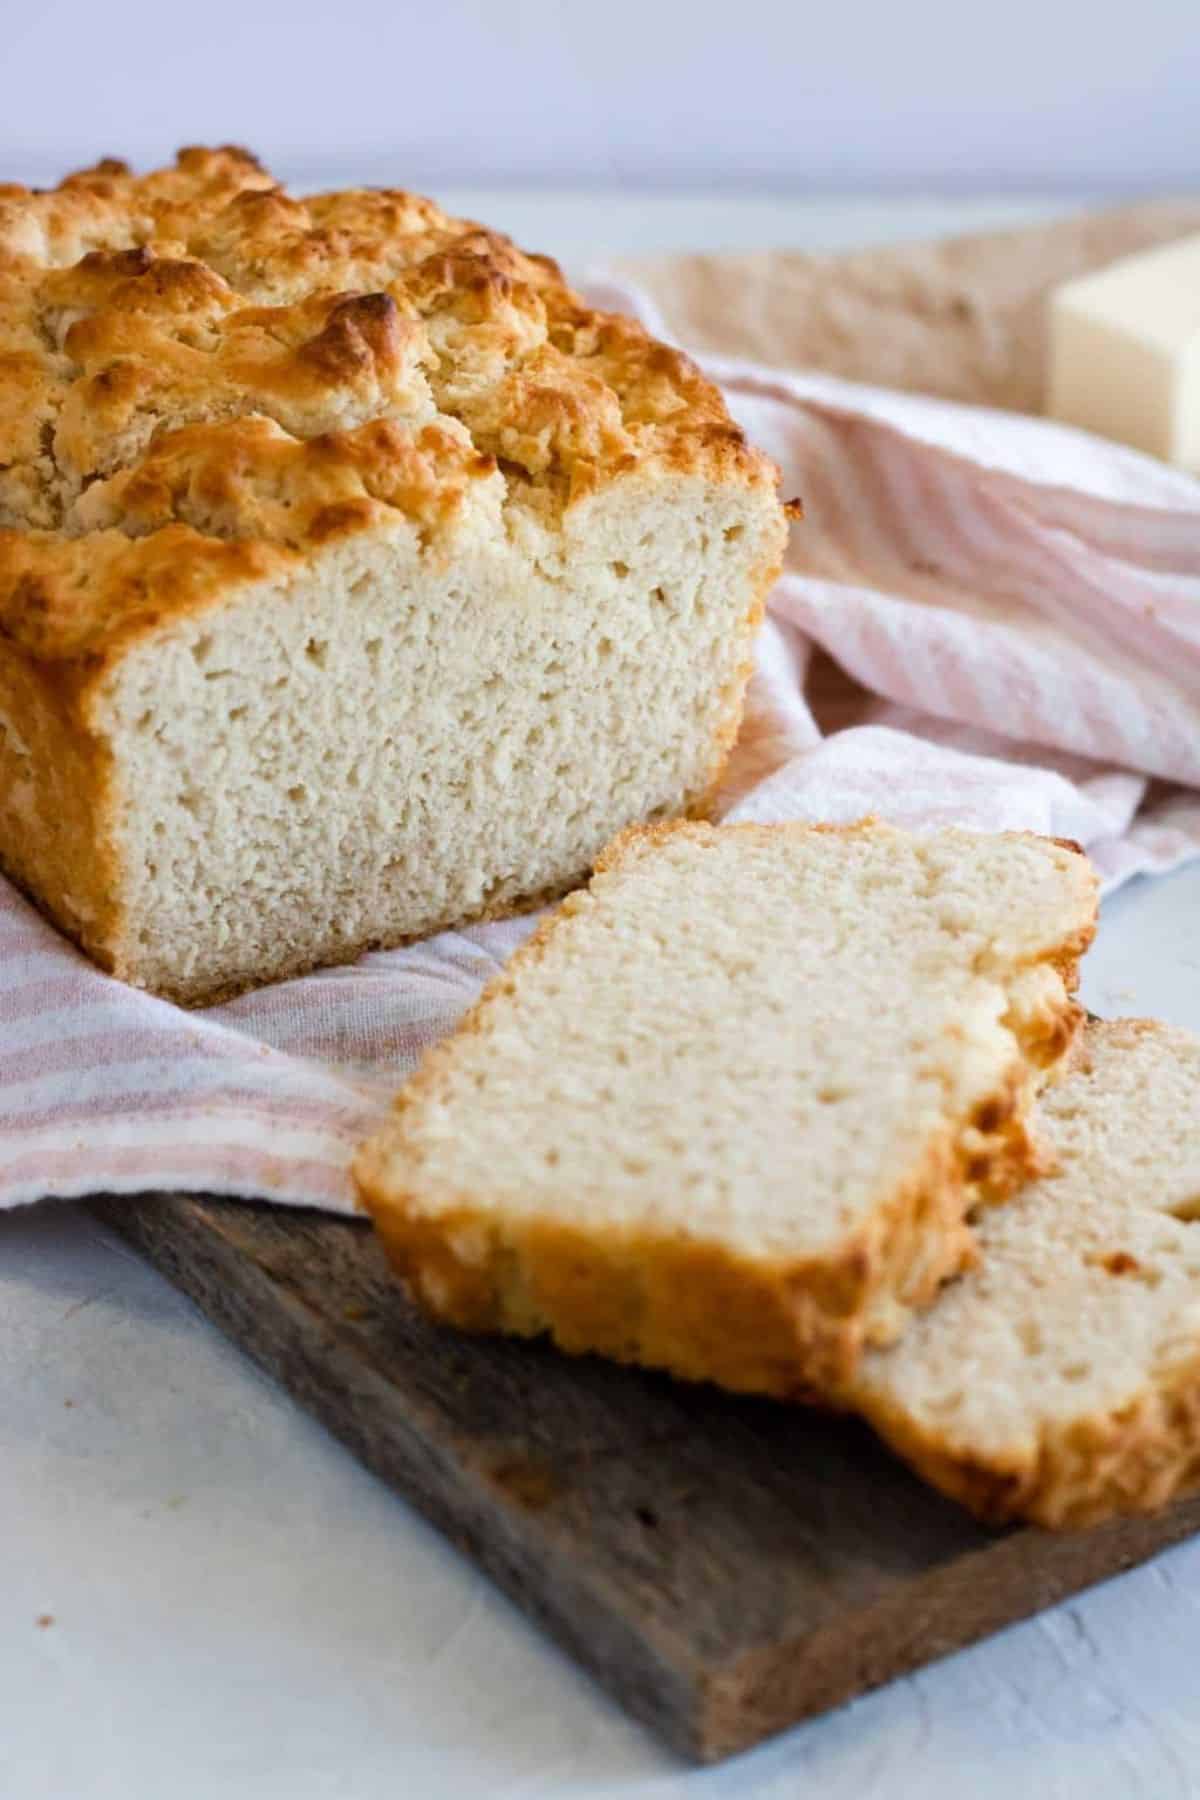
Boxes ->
[356,820,1096,1396]
[853,1019,1200,1529]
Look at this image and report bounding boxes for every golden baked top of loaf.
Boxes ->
[0,147,778,662]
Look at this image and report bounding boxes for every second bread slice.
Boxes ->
[356,820,1097,1395]
[852,1019,1200,1527]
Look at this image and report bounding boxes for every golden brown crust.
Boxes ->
[362,1190,967,1400]
[859,1347,1200,1530]
[363,1056,1053,1402]
[0,522,295,664]
[359,1017,1064,1397]
[0,148,780,668]
[0,636,124,954]
[355,821,1092,1397]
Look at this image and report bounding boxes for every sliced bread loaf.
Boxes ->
[0,149,786,1004]
[853,1019,1200,1528]
[356,820,1096,1396]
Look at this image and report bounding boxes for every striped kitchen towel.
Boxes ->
[2,277,1198,1215]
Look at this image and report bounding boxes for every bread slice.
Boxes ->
[356,820,1097,1396]
[853,1019,1200,1528]
[0,149,786,1004]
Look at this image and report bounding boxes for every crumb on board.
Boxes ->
[36,1614,54,1629]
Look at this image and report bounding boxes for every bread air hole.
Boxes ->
[1086,1249,1163,1288]
[1102,1251,1140,1276]
[973,1098,1005,1134]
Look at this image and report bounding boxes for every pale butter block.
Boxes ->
[1047,233,1200,471]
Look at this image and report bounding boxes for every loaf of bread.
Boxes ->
[356,820,1097,1396]
[853,1018,1200,1528]
[0,148,787,1003]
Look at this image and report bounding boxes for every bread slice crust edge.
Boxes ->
[854,1019,1200,1529]
[356,820,1096,1396]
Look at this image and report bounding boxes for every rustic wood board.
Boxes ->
[92,1191,1200,1764]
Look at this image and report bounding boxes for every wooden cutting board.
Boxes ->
[93,1192,1200,1764]
[89,205,1200,1765]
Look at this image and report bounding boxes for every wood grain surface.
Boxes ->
[92,1193,1200,1764]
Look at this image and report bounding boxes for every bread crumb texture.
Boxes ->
[855,1019,1200,1527]
[357,820,1097,1397]
[0,149,786,1000]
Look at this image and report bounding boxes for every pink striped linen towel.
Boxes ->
[2,275,1198,1216]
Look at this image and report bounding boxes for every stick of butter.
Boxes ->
[1047,234,1200,473]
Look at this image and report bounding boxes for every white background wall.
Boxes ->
[5,0,1198,193]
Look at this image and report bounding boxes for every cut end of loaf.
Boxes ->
[2,474,783,1006]
[0,147,789,1004]
[357,819,1098,1399]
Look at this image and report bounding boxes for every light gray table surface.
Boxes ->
[3,195,1199,1800]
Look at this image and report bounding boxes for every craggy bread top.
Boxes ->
[0,147,777,663]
